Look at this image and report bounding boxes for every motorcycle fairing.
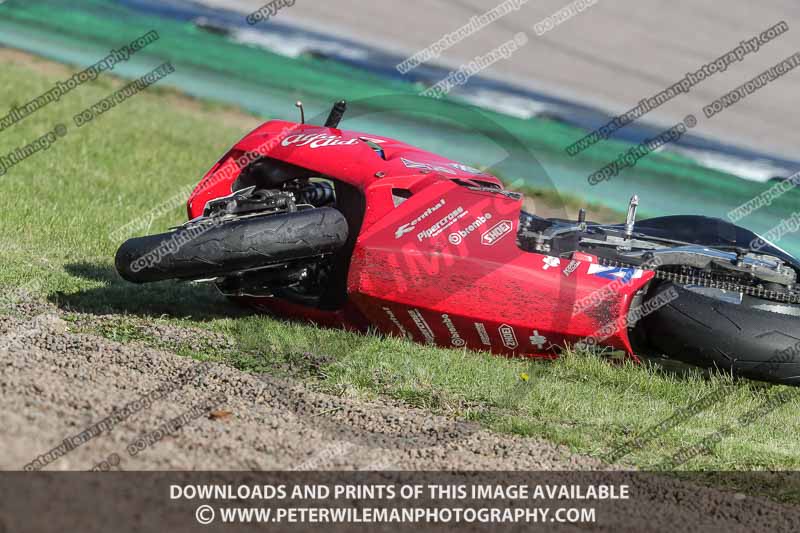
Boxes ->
[348,177,654,358]
[185,120,653,358]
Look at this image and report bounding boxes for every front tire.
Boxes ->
[115,207,348,283]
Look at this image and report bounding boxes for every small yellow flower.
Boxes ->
[520,372,530,382]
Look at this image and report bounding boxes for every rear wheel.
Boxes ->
[636,281,800,385]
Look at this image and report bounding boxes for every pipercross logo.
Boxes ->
[481,219,513,246]
[416,206,467,242]
[499,324,518,349]
[408,308,435,344]
[394,199,446,238]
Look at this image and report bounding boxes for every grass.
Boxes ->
[514,182,624,222]
[1,51,799,488]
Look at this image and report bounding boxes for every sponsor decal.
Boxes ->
[417,206,467,241]
[400,157,457,175]
[448,213,492,245]
[358,136,386,144]
[587,264,643,283]
[394,199,446,239]
[382,306,410,338]
[441,314,466,347]
[281,133,360,149]
[499,324,518,349]
[572,252,596,263]
[449,162,483,174]
[529,330,548,350]
[474,322,491,346]
[408,308,435,344]
[542,256,561,270]
[563,259,580,277]
[480,219,514,246]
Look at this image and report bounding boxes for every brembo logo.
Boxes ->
[395,199,446,239]
[448,213,492,245]
[441,314,466,347]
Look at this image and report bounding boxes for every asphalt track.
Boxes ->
[202,0,800,164]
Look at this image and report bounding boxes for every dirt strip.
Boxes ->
[0,298,601,472]
[2,296,800,530]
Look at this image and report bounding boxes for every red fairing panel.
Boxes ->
[186,121,501,219]
[348,179,654,358]
[184,120,652,359]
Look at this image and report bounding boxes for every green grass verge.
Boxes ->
[2,54,799,488]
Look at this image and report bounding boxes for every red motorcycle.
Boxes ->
[116,101,800,385]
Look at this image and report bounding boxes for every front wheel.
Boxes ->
[115,207,349,284]
[636,281,800,385]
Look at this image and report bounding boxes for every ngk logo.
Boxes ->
[498,324,518,349]
[481,220,513,246]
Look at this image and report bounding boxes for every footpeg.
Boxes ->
[624,195,639,239]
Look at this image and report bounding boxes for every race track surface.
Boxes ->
[203,0,800,162]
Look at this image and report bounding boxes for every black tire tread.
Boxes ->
[639,282,800,385]
[115,207,348,283]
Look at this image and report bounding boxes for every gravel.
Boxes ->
[2,295,799,530]
[0,297,599,472]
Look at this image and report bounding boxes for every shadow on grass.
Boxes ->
[52,261,250,321]
[640,356,714,382]
[54,264,707,385]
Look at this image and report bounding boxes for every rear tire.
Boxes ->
[115,207,348,283]
[637,282,800,385]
